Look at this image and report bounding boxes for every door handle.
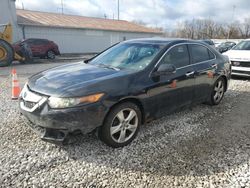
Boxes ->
[185,71,195,77]
[211,64,217,68]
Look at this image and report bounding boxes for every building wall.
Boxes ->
[21,26,161,53]
[0,0,21,42]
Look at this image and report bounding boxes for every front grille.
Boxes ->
[23,101,37,109]
[231,61,250,67]
[232,70,250,75]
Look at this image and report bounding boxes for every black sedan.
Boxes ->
[216,42,236,53]
[19,38,231,147]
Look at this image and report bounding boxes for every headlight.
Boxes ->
[48,93,104,109]
[19,83,28,98]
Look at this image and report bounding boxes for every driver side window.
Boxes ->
[161,44,190,68]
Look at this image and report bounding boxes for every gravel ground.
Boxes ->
[0,71,250,187]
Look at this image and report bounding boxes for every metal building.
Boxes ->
[16,10,163,53]
[0,0,162,54]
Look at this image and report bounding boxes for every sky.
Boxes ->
[15,0,250,30]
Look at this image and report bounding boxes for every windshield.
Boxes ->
[89,42,165,71]
[232,41,250,50]
[218,43,229,48]
[219,42,235,48]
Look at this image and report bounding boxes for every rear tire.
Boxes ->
[47,50,56,59]
[0,40,14,67]
[208,77,226,105]
[18,43,33,64]
[19,52,33,64]
[99,102,141,148]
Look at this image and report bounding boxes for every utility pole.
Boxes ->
[117,0,120,20]
[61,0,64,14]
[227,5,236,39]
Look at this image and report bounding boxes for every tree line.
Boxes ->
[164,17,250,39]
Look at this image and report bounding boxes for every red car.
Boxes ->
[13,38,60,59]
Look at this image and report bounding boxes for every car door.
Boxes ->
[29,39,46,57]
[39,39,51,56]
[147,44,195,117]
[188,44,217,102]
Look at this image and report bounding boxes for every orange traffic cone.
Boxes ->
[11,69,21,100]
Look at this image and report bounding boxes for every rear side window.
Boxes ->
[189,44,215,64]
[25,39,34,45]
[161,44,190,68]
[33,39,48,45]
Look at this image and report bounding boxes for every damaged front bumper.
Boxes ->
[19,86,107,143]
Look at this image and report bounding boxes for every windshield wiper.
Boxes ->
[98,64,120,71]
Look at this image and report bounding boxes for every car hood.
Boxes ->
[28,62,128,97]
[223,50,250,61]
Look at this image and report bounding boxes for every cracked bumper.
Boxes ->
[19,100,108,142]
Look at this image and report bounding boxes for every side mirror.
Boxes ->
[152,64,176,77]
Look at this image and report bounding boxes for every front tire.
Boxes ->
[208,77,226,105]
[0,40,14,67]
[99,102,141,148]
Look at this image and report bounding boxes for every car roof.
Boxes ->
[124,38,207,45]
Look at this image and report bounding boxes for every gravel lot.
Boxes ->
[0,62,250,187]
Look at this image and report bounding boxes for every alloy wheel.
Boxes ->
[110,108,138,143]
[213,80,224,103]
[47,51,55,59]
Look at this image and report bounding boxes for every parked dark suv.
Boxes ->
[19,39,231,147]
[13,38,60,59]
[199,39,215,48]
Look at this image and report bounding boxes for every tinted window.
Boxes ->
[208,49,215,59]
[29,39,48,45]
[25,39,34,45]
[190,44,214,64]
[161,45,190,68]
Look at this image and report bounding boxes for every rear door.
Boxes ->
[188,44,217,102]
[147,44,195,116]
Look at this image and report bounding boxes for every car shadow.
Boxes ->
[61,89,250,177]
[231,75,250,81]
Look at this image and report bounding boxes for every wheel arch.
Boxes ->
[104,97,146,125]
[218,75,228,92]
[46,49,56,57]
